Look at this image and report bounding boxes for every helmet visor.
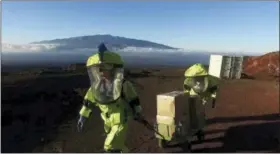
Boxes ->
[87,64,124,104]
[184,76,209,94]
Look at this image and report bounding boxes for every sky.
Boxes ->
[2,1,279,53]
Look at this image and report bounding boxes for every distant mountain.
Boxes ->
[31,34,177,50]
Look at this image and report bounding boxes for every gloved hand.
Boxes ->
[77,115,87,132]
[212,98,216,108]
[202,99,207,105]
[211,92,217,108]
[133,106,143,121]
[134,112,144,121]
[202,96,211,105]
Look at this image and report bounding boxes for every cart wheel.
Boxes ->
[197,130,205,142]
[182,141,191,152]
[158,139,168,148]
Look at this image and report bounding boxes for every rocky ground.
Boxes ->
[2,64,279,153]
[2,51,280,153]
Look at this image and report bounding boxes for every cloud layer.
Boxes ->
[2,43,60,52]
[2,43,186,53]
[2,43,212,68]
[2,43,259,69]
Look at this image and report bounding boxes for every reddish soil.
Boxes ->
[243,51,279,80]
[2,64,279,153]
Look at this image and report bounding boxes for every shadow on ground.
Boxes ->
[240,73,256,80]
[1,68,158,152]
[207,113,280,125]
[171,114,280,153]
[1,72,88,152]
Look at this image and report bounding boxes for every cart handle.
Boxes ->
[135,118,165,140]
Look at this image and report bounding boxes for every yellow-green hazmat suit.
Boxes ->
[183,63,219,100]
[183,63,220,130]
[78,45,142,153]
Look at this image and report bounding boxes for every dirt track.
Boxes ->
[1,68,280,153]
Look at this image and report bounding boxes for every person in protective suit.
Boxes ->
[183,63,219,140]
[183,63,219,107]
[77,43,143,153]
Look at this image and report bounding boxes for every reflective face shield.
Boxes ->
[184,75,209,94]
[87,63,124,104]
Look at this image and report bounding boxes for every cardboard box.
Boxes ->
[156,91,190,124]
[156,91,206,135]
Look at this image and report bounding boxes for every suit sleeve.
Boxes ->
[79,87,97,118]
[183,78,191,93]
[122,81,142,113]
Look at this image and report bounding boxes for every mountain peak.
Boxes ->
[31,34,177,50]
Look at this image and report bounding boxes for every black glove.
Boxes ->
[212,98,216,108]
[134,112,144,121]
[130,103,142,120]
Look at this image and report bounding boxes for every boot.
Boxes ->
[102,149,122,153]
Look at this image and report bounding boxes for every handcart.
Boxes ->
[153,91,206,151]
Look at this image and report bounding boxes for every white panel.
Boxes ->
[208,55,223,78]
[221,56,232,79]
[231,56,244,79]
[209,55,243,80]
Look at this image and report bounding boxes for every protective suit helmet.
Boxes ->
[184,63,209,94]
[86,43,125,104]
